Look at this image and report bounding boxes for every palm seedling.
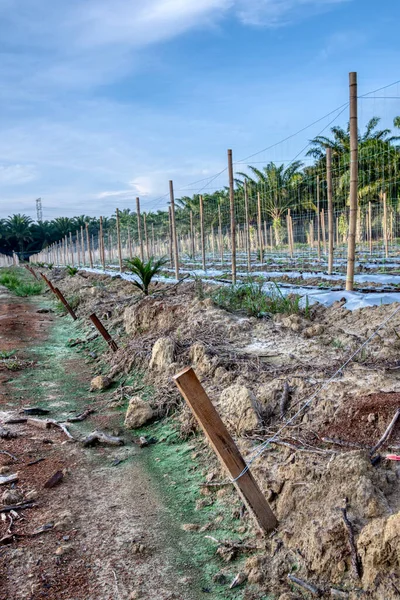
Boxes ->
[124,256,168,295]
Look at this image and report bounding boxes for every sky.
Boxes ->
[0,0,399,220]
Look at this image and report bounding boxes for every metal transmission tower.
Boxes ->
[36,198,43,222]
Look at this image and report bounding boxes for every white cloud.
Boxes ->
[0,164,37,185]
[235,0,350,26]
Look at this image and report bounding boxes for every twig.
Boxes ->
[280,381,290,418]
[65,409,95,423]
[340,501,362,580]
[270,439,337,456]
[370,408,400,456]
[321,437,368,449]
[0,502,35,514]
[287,574,322,596]
[0,450,18,461]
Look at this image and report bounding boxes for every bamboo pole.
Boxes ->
[190,210,195,259]
[321,209,327,255]
[227,149,236,284]
[256,192,263,264]
[218,203,224,265]
[199,194,206,270]
[143,212,150,260]
[383,192,389,259]
[69,232,74,265]
[346,72,358,291]
[168,206,174,267]
[368,202,372,254]
[136,197,144,262]
[85,223,93,269]
[244,180,251,272]
[99,217,105,270]
[169,180,180,280]
[317,174,321,260]
[326,147,334,274]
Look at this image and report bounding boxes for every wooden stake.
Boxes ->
[127,227,133,258]
[199,195,206,270]
[346,72,358,291]
[81,227,85,266]
[244,180,251,272]
[115,208,123,271]
[327,148,334,274]
[85,224,93,269]
[89,313,118,352]
[54,287,77,320]
[76,231,81,267]
[168,206,174,267]
[173,367,278,534]
[69,232,74,265]
[169,180,180,280]
[143,212,150,260]
[136,197,144,262]
[227,149,236,284]
[257,192,263,263]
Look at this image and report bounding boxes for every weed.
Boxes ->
[47,263,54,270]
[0,349,16,359]
[211,281,302,318]
[0,268,44,297]
[124,256,168,295]
[66,265,78,276]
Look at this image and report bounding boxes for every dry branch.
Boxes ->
[279,381,290,418]
[0,474,18,486]
[0,450,18,461]
[340,501,362,580]
[287,574,322,597]
[370,408,400,456]
[65,409,95,423]
[0,502,35,514]
[82,431,124,447]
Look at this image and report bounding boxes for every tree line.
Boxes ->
[2,116,400,257]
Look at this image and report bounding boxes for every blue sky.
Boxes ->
[0,0,399,219]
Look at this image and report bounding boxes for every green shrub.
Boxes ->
[211,281,303,318]
[66,265,78,276]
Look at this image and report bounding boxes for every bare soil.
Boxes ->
[0,288,206,600]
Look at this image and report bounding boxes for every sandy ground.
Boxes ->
[0,288,204,600]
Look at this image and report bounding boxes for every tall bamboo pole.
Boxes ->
[85,223,93,269]
[244,180,251,272]
[257,192,263,263]
[383,192,389,259]
[317,174,321,260]
[169,180,180,280]
[80,227,85,266]
[116,209,123,271]
[227,149,236,284]
[218,203,223,265]
[368,201,372,254]
[326,147,334,274]
[136,197,144,262]
[199,194,206,270]
[346,71,358,291]
[99,217,105,270]
[143,212,150,260]
[190,210,195,259]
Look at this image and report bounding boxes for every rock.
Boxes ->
[358,510,400,588]
[55,544,72,556]
[1,489,23,505]
[218,384,260,434]
[124,397,154,429]
[149,337,175,371]
[90,375,111,392]
[303,324,325,338]
[181,523,200,532]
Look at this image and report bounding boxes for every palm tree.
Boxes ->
[5,214,33,254]
[124,256,168,295]
[237,161,303,244]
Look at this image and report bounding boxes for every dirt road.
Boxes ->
[0,289,207,600]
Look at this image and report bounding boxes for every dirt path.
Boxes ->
[0,289,206,600]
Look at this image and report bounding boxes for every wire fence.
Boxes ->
[29,73,400,288]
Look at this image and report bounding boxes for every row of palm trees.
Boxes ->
[2,116,400,256]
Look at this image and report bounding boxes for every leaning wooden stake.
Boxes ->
[227,149,237,284]
[173,367,278,534]
[327,147,334,275]
[89,313,118,352]
[54,288,77,321]
[346,71,358,291]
